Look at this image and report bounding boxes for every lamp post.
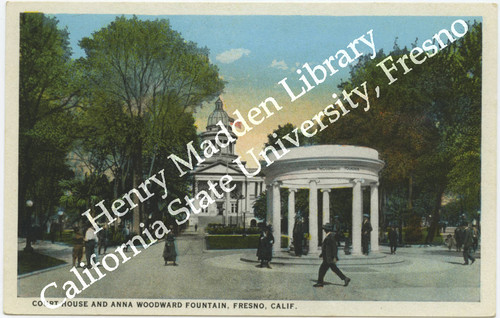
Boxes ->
[243,212,247,236]
[24,200,34,252]
[58,210,64,240]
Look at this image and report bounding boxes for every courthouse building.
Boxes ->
[190,98,264,229]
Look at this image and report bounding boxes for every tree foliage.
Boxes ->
[317,22,482,240]
[19,13,78,241]
[76,16,224,231]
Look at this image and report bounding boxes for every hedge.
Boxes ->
[206,235,289,249]
[205,225,262,235]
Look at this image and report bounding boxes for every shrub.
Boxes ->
[206,226,262,235]
[405,215,423,243]
[206,235,288,249]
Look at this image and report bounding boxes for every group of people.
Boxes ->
[255,223,351,288]
[72,222,179,268]
[70,223,113,269]
[449,223,479,253]
[445,222,479,265]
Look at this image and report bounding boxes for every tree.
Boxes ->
[252,191,267,221]
[317,21,482,243]
[78,16,224,232]
[264,123,314,148]
[19,13,78,250]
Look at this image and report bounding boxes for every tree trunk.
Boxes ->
[408,175,413,212]
[132,145,143,234]
[426,188,444,244]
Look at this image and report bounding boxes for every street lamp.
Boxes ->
[24,200,34,252]
[243,211,247,236]
[58,210,64,240]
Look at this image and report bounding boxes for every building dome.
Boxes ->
[207,97,233,128]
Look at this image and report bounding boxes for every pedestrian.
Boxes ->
[93,232,100,263]
[333,216,342,247]
[98,224,109,255]
[292,219,303,256]
[50,220,57,243]
[472,223,479,253]
[122,224,130,252]
[362,214,372,255]
[462,223,476,265]
[455,225,464,252]
[256,226,274,268]
[83,224,97,269]
[163,226,178,266]
[388,225,398,254]
[72,226,84,268]
[314,223,351,287]
[194,224,198,232]
[445,234,456,251]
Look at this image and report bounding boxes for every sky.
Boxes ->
[52,14,480,166]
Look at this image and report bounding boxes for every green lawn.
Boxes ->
[18,251,67,275]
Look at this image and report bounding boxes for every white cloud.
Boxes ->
[216,48,250,64]
[270,59,288,70]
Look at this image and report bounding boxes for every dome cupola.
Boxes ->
[207,97,233,129]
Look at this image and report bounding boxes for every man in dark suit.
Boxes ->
[362,214,373,255]
[313,223,351,287]
[462,222,476,265]
[388,225,398,254]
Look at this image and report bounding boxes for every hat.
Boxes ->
[363,214,370,218]
[322,223,334,232]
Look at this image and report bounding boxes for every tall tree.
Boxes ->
[19,13,78,250]
[78,16,224,232]
[317,22,482,243]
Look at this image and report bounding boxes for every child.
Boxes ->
[445,234,455,251]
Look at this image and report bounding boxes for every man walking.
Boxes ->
[388,225,398,254]
[314,223,351,287]
[462,222,476,265]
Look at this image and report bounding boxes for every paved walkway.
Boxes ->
[18,232,480,302]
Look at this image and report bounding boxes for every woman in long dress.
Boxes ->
[163,230,178,266]
[256,226,274,268]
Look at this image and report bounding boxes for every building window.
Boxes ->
[201,207,208,214]
[231,203,237,214]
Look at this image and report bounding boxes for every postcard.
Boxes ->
[4,2,497,317]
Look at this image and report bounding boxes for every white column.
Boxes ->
[288,189,296,249]
[209,184,216,215]
[241,181,246,226]
[309,180,319,254]
[352,179,364,255]
[272,182,281,252]
[321,189,331,225]
[225,189,230,225]
[370,183,379,252]
[266,185,272,224]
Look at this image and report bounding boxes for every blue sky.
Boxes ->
[52,14,480,164]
